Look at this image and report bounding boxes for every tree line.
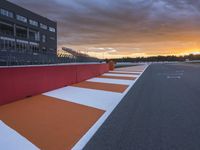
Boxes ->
[107,54,200,62]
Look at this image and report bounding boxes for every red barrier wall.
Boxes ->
[0,63,109,106]
[76,64,109,82]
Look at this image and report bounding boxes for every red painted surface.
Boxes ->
[0,63,109,106]
[76,64,109,82]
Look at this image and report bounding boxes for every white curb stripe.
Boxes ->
[87,78,134,85]
[44,86,123,111]
[0,121,39,150]
[103,73,138,77]
[109,71,142,74]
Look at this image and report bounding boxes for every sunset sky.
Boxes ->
[10,0,200,58]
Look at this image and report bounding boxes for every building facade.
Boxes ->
[0,0,57,56]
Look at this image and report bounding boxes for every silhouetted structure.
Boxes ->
[0,1,99,66]
[0,0,57,56]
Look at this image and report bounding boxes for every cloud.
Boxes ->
[9,0,200,57]
[88,47,117,53]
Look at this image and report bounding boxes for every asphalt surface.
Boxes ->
[84,63,200,150]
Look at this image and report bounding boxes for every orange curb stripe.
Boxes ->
[98,75,137,80]
[109,72,141,75]
[0,95,104,150]
[72,81,129,93]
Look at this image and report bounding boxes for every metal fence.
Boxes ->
[0,51,100,66]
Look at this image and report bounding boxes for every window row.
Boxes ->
[29,19,38,27]
[0,37,54,53]
[40,23,55,32]
[0,8,13,18]
[0,8,56,32]
[16,15,27,23]
[0,38,15,51]
[0,38,40,53]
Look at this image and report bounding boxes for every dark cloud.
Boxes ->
[9,0,200,57]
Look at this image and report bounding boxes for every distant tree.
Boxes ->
[111,54,200,62]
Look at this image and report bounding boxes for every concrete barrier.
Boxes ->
[0,63,109,106]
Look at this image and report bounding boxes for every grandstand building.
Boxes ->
[0,0,57,56]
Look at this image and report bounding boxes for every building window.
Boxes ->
[29,30,40,41]
[50,37,55,40]
[29,19,38,27]
[0,36,15,51]
[30,42,39,53]
[16,15,27,23]
[16,26,27,38]
[0,9,13,18]
[40,23,47,30]
[16,39,28,53]
[49,27,55,32]
[42,47,47,54]
[0,21,14,36]
[35,32,40,41]
[42,35,46,43]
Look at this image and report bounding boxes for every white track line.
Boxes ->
[72,65,149,150]
[87,78,134,85]
[0,121,39,150]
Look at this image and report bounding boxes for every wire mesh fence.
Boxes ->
[0,50,100,66]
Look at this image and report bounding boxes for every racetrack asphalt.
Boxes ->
[84,63,200,150]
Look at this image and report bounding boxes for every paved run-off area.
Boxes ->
[84,63,200,150]
[0,64,147,150]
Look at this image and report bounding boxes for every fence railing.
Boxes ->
[0,50,100,66]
